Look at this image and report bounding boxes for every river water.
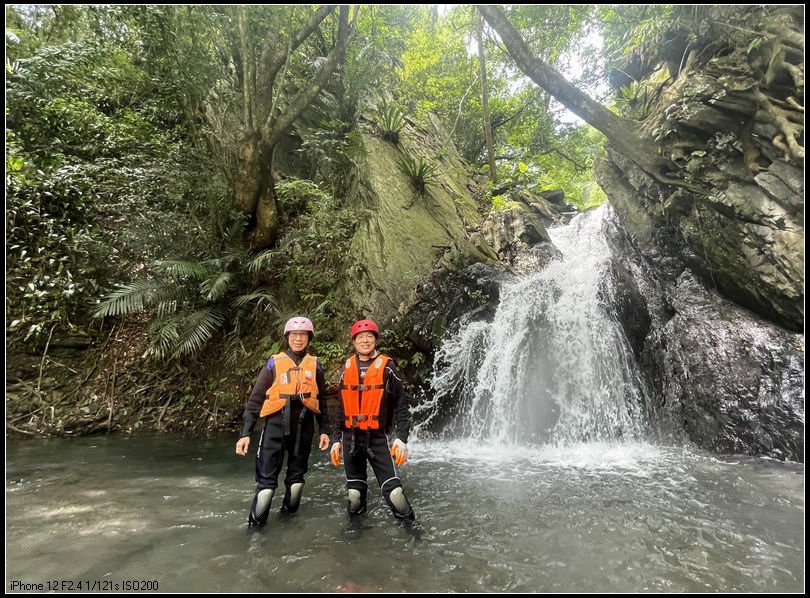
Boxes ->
[7,207,804,593]
[5,433,804,593]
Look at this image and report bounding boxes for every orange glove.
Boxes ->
[330,442,342,467]
[390,438,408,465]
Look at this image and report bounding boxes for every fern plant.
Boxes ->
[375,101,406,145]
[397,151,438,196]
[613,80,652,120]
[94,221,275,362]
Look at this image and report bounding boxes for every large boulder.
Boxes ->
[659,270,804,460]
[342,114,497,324]
[603,207,804,461]
[597,5,804,332]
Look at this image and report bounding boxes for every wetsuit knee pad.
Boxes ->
[347,488,367,515]
[248,488,275,527]
[282,482,304,513]
[385,486,414,521]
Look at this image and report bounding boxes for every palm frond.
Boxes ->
[248,249,277,273]
[154,259,209,280]
[398,151,438,195]
[231,289,276,311]
[277,231,305,252]
[171,308,227,359]
[144,316,181,361]
[312,296,334,317]
[143,307,226,361]
[222,217,249,245]
[203,245,246,271]
[223,328,248,366]
[155,299,179,319]
[201,271,234,302]
[375,101,406,144]
[93,279,171,318]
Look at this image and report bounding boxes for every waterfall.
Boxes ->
[427,204,650,446]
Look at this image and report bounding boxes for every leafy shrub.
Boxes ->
[93,222,277,362]
[397,151,438,195]
[374,101,406,145]
[6,35,229,350]
[250,177,357,341]
[489,194,521,212]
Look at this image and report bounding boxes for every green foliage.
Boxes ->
[310,340,350,376]
[499,161,537,190]
[613,80,653,120]
[397,152,438,196]
[5,5,236,352]
[6,190,112,344]
[398,5,595,166]
[488,194,521,213]
[377,328,430,382]
[4,42,140,346]
[275,177,332,218]
[535,126,608,211]
[94,224,277,361]
[298,119,366,200]
[374,101,406,145]
[598,5,707,84]
[398,7,482,160]
[500,6,596,66]
[249,177,357,342]
[337,6,414,125]
[495,122,608,212]
[746,37,765,54]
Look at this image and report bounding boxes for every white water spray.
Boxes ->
[427,204,649,446]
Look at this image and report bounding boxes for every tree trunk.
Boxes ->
[477,5,673,184]
[233,133,261,214]
[476,10,497,185]
[251,148,279,249]
[230,5,348,251]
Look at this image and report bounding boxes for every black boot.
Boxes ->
[248,488,274,527]
[347,488,367,516]
[281,482,304,513]
[385,487,415,521]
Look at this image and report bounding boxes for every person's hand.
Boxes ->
[236,436,250,456]
[390,438,408,465]
[330,442,342,467]
[318,434,330,450]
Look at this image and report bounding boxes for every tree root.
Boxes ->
[7,423,36,436]
[740,118,764,174]
[752,89,804,162]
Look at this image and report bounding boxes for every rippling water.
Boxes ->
[5,433,804,593]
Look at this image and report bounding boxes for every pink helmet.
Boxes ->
[284,316,314,336]
[351,319,379,339]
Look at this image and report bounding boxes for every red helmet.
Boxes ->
[351,319,379,339]
[284,316,314,336]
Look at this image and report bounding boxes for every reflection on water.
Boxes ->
[6,434,804,593]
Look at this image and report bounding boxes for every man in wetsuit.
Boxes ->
[330,319,415,522]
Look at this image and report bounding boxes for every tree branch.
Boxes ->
[261,5,336,94]
[265,6,352,149]
[477,5,675,185]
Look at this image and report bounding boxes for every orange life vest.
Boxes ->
[340,354,391,430]
[260,353,320,417]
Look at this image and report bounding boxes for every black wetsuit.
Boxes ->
[331,354,412,516]
[241,349,331,494]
